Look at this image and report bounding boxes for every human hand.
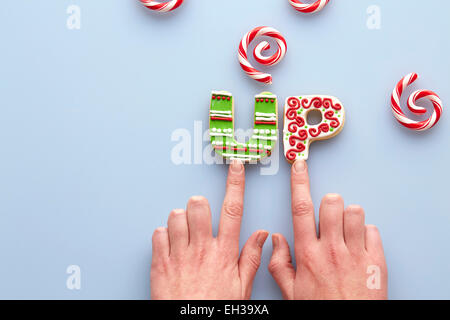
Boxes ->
[269,160,388,300]
[151,160,268,300]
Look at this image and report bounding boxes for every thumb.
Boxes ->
[238,230,269,299]
[268,234,295,300]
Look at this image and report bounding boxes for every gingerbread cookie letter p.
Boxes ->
[210,91,278,163]
[283,95,345,162]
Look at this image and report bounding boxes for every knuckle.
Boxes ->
[217,242,236,255]
[324,243,342,266]
[247,254,261,270]
[151,257,169,274]
[298,247,316,267]
[223,202,243,219]
[292,173,309,185]
[268,259,282,274]
[194,247,209,265]
[292,199,313,217]
[228,176,244,187]
[150,263,166,276]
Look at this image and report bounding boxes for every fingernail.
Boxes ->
[256,231,269,248]
[171,209,185,216]
[272,234,279,248]
[230,160,243,173]
[294,160,306,172]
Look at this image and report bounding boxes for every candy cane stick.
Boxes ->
[140,0,183,13]
[391,73,443,131]
[238,26,287,85]
[289,0,330,14]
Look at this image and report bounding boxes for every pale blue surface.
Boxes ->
[0,0,449,299]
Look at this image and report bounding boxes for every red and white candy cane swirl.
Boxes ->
[391,73,443,131]
[140,0,183,12]
[238,26,287,85]
[289,0,330,14]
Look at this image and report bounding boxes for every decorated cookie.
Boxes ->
[210,91,278,162]
[283,95,345,162]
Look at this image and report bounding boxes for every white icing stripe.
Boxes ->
[255,94,277,99]
[210,110,232,114]
[214,141,272,150]
[213,141,240,147]
[210,114,232,119]
[255,129,277,134]
[255,117,277,121]
[223,154,262,159]
[252,135,277,141]
[210,133,233,137]
[229,157,260,162]
[211,128,232,133]
[255,112,277,117]
[212,91,232,97]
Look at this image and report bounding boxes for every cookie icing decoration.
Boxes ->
[391,73,443,131]
[210,91,278,162]
[289,0,330,14]
[140,0,184,12]
[238,27,287,85]
[283,95,345,162]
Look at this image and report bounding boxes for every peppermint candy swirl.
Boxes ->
[238,26,287,85]
[391,73,443,131]
[289,0,330,14]
[140,0,183,12]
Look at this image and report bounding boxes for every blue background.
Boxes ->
[0,0,449,299]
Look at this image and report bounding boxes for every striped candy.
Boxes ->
[391,73,443,131]
[289,0,330,14]
[238,26,287,85]
[140,0,183,12]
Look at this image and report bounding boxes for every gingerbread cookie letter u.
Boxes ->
[210,91,278,163]
[283,95,345,162]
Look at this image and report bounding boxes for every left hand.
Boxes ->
[150,160,269,300]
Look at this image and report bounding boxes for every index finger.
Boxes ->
[218,160,245,247]
[291,160,318,249]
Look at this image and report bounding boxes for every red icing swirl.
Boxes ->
[308,123,330,137]
[319,123,330,132]
[286,140,306,161]
[301,97,342,110]
[286,97,306,133]
[301,97,323,109]
[286,97,302,119]
[324,111,340,128]
[323,98,342,110]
